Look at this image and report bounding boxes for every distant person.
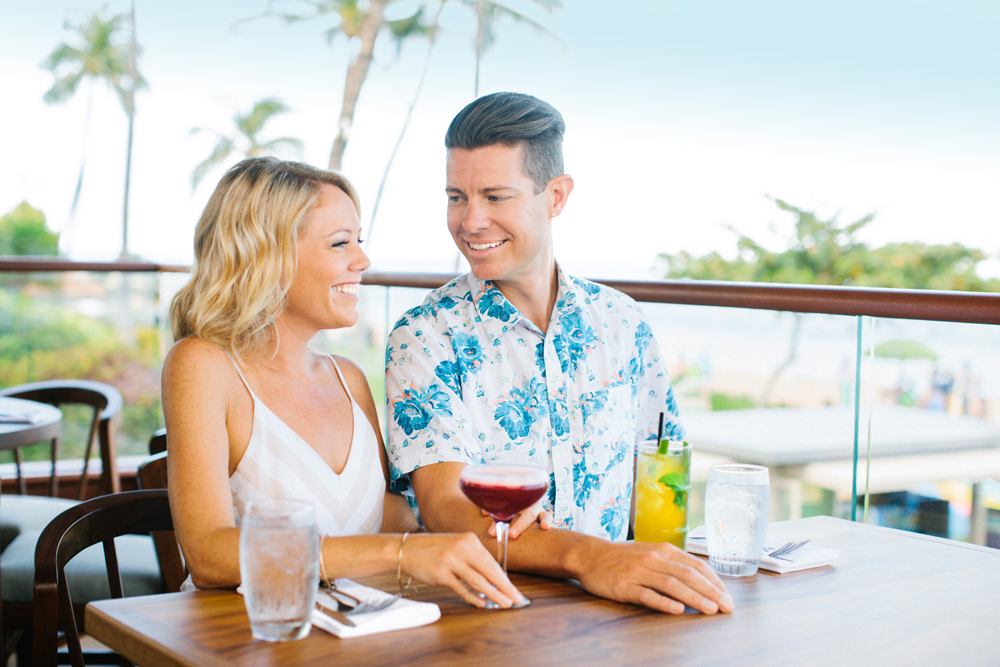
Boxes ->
[926,367,954,411]
[162,157,530,608]
[385,92,732,615]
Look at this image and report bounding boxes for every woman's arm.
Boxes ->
[162,337,247,589]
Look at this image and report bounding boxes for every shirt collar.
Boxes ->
[467,264,583,340]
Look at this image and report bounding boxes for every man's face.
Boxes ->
[446,143,555,287]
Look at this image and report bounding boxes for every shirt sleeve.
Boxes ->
[633,308,685,447]
[384,311,484,499]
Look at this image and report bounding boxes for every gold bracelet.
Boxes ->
[397,532,414,594]
[318,538,331,588]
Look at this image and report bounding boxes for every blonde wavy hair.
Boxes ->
[170,157,361,358]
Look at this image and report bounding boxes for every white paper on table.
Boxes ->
[0,413,42,424]
[311,579,441,639]
[686,525,840,574]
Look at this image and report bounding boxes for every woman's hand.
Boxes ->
[399,532,525,609]
[485,501,553,539]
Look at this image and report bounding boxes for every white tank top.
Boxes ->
[227,354,385,537]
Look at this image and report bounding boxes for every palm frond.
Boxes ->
[487,1,564,44]
[191,137,235,189]
[237,98,292,139]
[42,71,85,104]
[385,7,433,56]
[41,43,84,72]
[257,137,305,157]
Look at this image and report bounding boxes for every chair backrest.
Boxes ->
[32,489,173,667]
[148,427,166,455]
[0,379,123,499]
[136,451,187,593]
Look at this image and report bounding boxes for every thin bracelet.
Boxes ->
[318,538,330,588]
[397,532,414,594]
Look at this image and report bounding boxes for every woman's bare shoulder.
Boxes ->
[163,337,237,385]
[331,354,374,398]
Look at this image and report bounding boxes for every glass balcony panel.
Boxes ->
[639,303,865,528]
[846,316,1000,545]
[1,270,166,467]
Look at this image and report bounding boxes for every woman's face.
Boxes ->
[280,183,370,335]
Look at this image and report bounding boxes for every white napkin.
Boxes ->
[312,579,440,639]
[0,413,41,424]
[686,525,840,574]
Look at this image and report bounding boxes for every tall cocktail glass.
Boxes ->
[634,439,690,548]
[239,499,320,641]
[704,464,770,576]
[459,463,548,609]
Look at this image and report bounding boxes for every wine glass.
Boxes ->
[459,463,548,609]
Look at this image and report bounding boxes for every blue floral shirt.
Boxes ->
[385,268,683,541]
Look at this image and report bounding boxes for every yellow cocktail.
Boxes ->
[634,440,690,547]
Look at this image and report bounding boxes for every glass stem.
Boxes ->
[496,520,510,572]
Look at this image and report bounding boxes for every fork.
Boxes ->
[766,539,810,560]
[320,582,401,615]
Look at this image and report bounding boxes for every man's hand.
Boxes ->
[571,540,734,615]
[485,500,553,539]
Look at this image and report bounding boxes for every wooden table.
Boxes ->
[86,516,1000,666]
[0,395,62,658]
[0,396,62,451]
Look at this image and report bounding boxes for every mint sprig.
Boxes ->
[657,472,690,508]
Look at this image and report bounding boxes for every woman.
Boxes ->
[163,157,531,607]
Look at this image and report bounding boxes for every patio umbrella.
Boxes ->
[872,340,938,361]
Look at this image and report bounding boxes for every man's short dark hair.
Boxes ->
[445,92,565,193]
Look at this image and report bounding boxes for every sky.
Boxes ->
[3,0,1000,280]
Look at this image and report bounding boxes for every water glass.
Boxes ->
[239,499,320,642]
[634,439,690,548]
[704,464,770,577]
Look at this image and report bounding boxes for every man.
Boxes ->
[385,92,732,614]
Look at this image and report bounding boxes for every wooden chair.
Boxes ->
[136,451,186,593]
[148,428,166,455]
[31,489,173,667]
[1,380,124,663]
[0,379,123,503]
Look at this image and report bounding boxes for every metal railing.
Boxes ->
[4,259,997,325]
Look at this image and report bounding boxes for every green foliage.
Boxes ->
[660,198,1000,292]
[0,285,163,460]
[710,392,756,411]
[0,202,59,256]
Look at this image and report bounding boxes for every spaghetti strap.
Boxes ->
[327,356,355,403]
[226,353,259,401]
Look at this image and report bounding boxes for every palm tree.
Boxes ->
[190,98,305,189]
[42,6,146,255]
[262,0,430,170]
[465,0,564,96]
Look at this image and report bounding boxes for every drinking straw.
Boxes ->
[657,412,664,441]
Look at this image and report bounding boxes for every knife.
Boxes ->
[315,602,356,627]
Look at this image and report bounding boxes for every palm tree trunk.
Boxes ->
[761,312,803,407]
[120,0,137,259]
[474,0,486,97]
[65,80,96,254]
[366,29,439,253]
[121,110,134,258]
[328,0,389,170]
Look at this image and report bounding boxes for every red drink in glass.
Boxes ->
[459,477,547,522]
[458,463,549,610]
